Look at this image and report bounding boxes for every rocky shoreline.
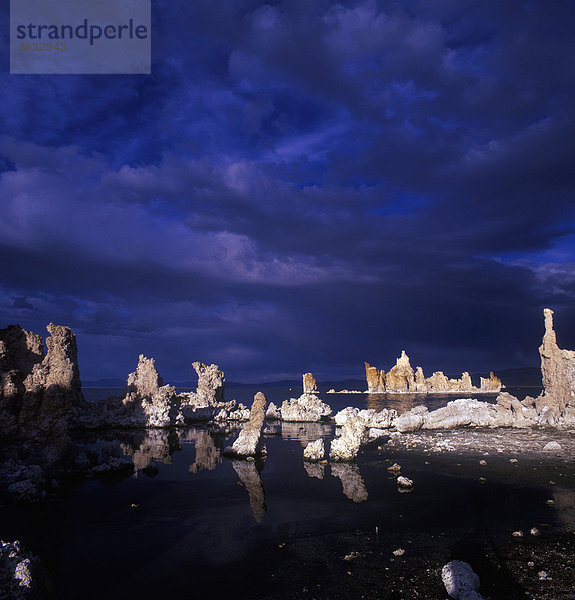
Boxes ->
[0,308,573,507]
[0,308,574,598]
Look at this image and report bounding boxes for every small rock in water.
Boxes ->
[343,551,360,561]
[387,463,401,473]
[397,475,413,489]
[530,527,540,536]
[543,441,562,451]
[392,548,405,557]
[546,499,555,506]
[479,459,487,466]
[512,530,524,537]
[510,458,518,463]
[479,477,487,483]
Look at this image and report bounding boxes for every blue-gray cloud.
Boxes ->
[0,0,574,382]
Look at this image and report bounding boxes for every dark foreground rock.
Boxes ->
[0,540,43,599]
[0,323,84,438]
[442,560,484,599]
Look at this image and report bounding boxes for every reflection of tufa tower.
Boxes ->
[232,460,267,523]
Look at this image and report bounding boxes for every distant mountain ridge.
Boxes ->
[492,367,542,388]
[83,368,542,390]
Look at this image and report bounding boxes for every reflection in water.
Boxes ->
[366,389,515,414]
[331,463,368,502]
[185,429,222,473]
[366,393,424,414]
[303,462,325,480]
[232,460,267,523]
[280,421,333,444]
[119,428,225,474]
[121,429,181,471]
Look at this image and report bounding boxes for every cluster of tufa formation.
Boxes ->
[365,351,501,394]
[392,309,575,430]
[1,308,574,508]
[82,357,249,429]
[0,323,84,438]
[277,372,331,422]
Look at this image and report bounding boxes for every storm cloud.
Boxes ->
[1,0,574,382]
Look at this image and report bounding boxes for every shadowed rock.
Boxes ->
[442,560,484,600]
[42,323,84,408]
[0,539,43,598]
[0,323,84,437]
[227,392,267,456]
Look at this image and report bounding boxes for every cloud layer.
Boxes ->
[1,1,574,382]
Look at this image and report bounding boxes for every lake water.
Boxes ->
[82,383,543,410]
[5,384,575,599]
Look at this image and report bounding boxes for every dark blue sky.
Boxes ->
[1,0,575,383]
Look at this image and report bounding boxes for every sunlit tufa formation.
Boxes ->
[122,355,176,427]
[227,392,267,456]
[535,308,575,423]
[302,372,318,394]
[364,351,501,394]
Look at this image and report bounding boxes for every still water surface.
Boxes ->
[6,385,574,599]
